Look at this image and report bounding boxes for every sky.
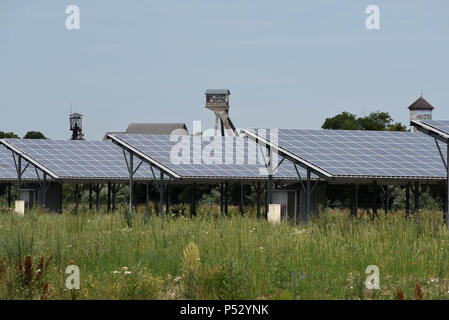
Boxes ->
[0,0,448,140]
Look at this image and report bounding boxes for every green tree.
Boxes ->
[387,122,409,132]
[321,112,359,130]
[0,131,19,139]
[23,131,47,139]
[357,111,393,131]
[321,111,408,131]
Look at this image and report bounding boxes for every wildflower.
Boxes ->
[122,266,128,271]
[414,283,423,300]
[112,271,120,274]
[396,289,404,300]
[70,259,75,264]
[36,269,41,273]
[124,271,132,275]
[259,247,264,250]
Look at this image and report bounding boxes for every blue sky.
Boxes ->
[0,0,448,139]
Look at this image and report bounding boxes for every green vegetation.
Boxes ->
[0,131,20,139]
[0,205,448,300]
[23,131,47,139]
[322,111,408,131]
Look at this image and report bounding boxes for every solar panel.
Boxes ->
[110,134,307,180]
[0,144,37,181]
[2,139,156,181]
[244,129,447,179]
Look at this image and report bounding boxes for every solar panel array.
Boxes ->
[4,128,445,182]
[246,129,447,178]
[112,134,305,180]
[418,120,449,137]
[2,139,156,181]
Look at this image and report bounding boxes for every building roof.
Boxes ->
[205,89,230,95]
[408,97,434,110]
[125,123,189,135]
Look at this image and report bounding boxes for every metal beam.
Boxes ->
[240,182,244,215]
[306,169,311,220]
[411,120,449,143]
[89,183,93,210]
[372,181,377,220]
[42,173,47,208]
[447,141,449,227]
[406,184,410,218]
[414,181,420,213]
[166,179,170,216]
[159,171,164,218]
[107,182,111,213]
[17,155,21,196]
[7,184,11,208]
[256,182,261,220]
[75,184,79,212]
[435,139,447,170]
[127,153,133,228]
[224,182,229,217]
[144,182,150,224]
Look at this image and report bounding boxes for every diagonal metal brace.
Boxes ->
[435,138,447,170]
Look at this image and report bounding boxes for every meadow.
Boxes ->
[0,204,448,300]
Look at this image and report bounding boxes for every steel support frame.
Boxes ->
[409,181,421,214]
[293,163,318,223]
[372,181,377,220]
[239,182,244,215]
[12,153,53,210]
[447,141,449,227]
[224,182,229,217]
[405,183,410,218]
[252,181,262,220]
[350,184,358,217]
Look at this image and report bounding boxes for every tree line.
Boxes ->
[0,131,47,139]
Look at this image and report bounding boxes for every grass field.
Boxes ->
[0,205,448,300]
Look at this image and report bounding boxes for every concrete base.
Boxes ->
[15,200,25,216]
[268,204,281,223]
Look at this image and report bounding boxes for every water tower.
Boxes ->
[205,89,238,136]
[69,113,85,140]
[408,95,434,131]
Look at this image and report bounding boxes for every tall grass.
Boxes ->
[0,205,448,299]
